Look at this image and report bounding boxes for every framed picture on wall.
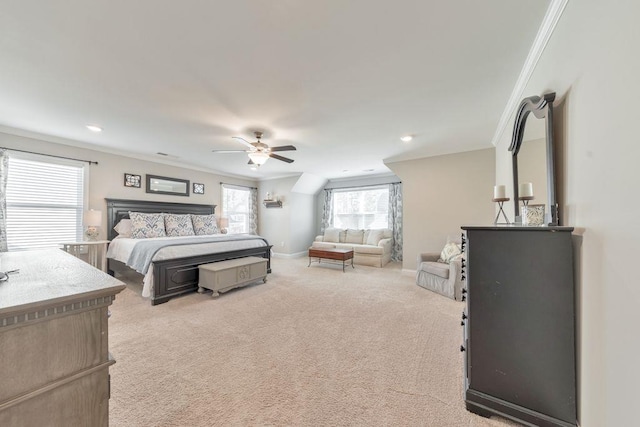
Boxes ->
[193,183,205,194]
[124,173,141,188]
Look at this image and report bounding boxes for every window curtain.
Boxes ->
[249,187,258,235]
[388,182,403,262]
[0,149,8,252]
[320,189,334,233]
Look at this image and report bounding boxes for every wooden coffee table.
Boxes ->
[308,247,354,272]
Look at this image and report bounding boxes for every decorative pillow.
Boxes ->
[164,213,195,237]
[345,229,364,244]
[365,229,384,246]
[129,212,166,239]
[113,219,133,238]
[323,228,341,243]
[439,242,462,264]
[191,214,218,235]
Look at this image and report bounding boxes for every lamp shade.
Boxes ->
[84,210,102,226]
[248,151,269,165]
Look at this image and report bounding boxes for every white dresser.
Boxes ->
[0,249,125,426]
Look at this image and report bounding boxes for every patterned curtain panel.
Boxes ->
[388,182,403,262]
[320,189,334,233]
[249,187,258,235]
[0,150,8,252]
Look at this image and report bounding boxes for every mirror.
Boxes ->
[146,174,190,196]
[509,92,558,225]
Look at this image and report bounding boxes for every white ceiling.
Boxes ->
[0,0,550,180]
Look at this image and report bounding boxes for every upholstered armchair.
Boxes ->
[416,252,464,301]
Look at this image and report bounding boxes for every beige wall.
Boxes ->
[259,175,316,255]
[0,132,256,239]
[494,1,640,424]
[387,148,495,270]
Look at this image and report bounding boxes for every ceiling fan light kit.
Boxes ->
[212,131,297,166]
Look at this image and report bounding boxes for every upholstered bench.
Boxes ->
[197,256,267,298]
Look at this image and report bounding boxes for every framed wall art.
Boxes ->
[124,173,141,188]
[193,183,205,194]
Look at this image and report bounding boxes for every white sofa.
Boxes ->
[311,228,393,267]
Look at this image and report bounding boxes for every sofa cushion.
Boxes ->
[353,244,384,255]
[345,229,364,244]
[312,242,338,249]
[365,229,384,246]
[419,261,450,279]
[323,228,341,243]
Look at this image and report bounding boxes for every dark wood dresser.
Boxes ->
[0,249,125,426]
[460,226,576,427]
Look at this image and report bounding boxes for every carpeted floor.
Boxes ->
[109,257,516,426]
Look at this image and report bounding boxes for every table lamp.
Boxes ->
[219,217,229,234]
[84,209,102,241]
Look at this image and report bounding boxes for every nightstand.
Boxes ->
[61,240,110,272]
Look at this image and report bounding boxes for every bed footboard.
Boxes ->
[151,245,272,305]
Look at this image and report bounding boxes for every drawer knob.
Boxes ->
[460,345,466,352]
[462,295,466,302]
[461,320,465,326]
[462,312,467,320]
[462,288,467,294]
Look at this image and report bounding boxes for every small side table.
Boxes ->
[61,240,110,272]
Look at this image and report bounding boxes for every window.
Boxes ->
[221,185,251,234]
[6,153,86,251]
[332,186,389,229]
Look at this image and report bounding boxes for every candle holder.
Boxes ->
[492,197,510,225]
[519,196,534,207]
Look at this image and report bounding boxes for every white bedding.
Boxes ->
[107,234,268,298]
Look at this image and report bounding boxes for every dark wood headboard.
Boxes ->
[105,199,216,241]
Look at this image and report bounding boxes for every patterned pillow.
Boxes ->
[191,214,218,235]
[129,212,166,239]
[164,214,195,237]
[439,242,462,264]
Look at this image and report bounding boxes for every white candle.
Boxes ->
[519,182,534,198]
[493,185,506,199]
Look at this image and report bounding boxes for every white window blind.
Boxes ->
[6,155,85,251]
[332,186,389,229]
[221,185,250,234]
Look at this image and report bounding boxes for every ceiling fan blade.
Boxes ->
[269,153,294,163]
[269,145,297,152]
[231,136,256,149]
[212,150,248,153]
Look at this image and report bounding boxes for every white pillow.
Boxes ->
[440,242,462,264]
[129,212,166,239]
[366,229,384,246]
[323,228,341,243]
[345,229,364,244]
[113,219,132,238]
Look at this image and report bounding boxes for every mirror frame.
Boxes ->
[146,174,190,196]
[509,92,558,226]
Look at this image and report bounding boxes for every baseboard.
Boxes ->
[272,251,307,259]
[401,269,416,277]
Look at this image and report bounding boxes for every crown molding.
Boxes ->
[490,0,569,147]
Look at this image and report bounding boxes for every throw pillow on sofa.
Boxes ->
[345,229,364,244]
[365,229,384,246]
[439,242,462,263]
[323,228,341,243]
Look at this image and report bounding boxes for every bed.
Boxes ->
[105,198,272,305]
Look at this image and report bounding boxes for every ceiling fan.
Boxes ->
[212,131,296,167]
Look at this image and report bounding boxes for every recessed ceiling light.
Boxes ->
[400,135,413,142]
[86,125,102,132]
